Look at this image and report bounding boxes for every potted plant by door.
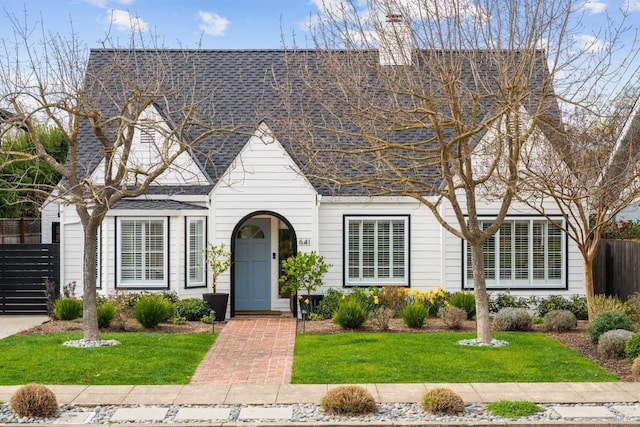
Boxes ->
[202,242,231,321]
[279,251,331,318]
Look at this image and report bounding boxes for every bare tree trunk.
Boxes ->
[470,241,492,343]
[584,256,596,321]
[81,219,100,341]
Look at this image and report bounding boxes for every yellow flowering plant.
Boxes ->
[408,287,449,317]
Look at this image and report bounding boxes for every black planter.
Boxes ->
[202,293,229,321]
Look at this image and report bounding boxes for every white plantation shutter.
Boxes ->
[187,218,206,287]
[119,218,167,286]
[345,216,409,286]
[465,218,565,289]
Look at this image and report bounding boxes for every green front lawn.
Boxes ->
[0,333,216,385]
[293,332,618,383]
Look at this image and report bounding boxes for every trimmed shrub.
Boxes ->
[449,292,476,319]
[10,384,58,418]
[587,310,635,344]
[589,294,626,318]
[437,306,467,330]
[493,307,531,331]
[53,297,83,321]
[320,385,377,415]
[402,300,429,328]
[174,298,211,321]
[97,302,117,328]
[333,298,367,329]
[625,334,640,361]
[598,329,634,359]
[632,357,640,379]
[134,295,175,329]
[420,388,465,416]
[316,288,344,320]
[542,310,577,332]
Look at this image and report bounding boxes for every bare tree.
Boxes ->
[0,17,246,341]
[271,0,634,342]
[519,87,640,320]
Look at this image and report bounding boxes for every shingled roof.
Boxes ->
[78,49,560,198]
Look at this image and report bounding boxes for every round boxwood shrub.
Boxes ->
[320,385,377,415]
[97,301,117,328]
[449,291,476,319]
[493,307,531,331]
[53,297,83,321]
[420,388,464,416]
[587,310,635,344]
[174,298,212,321]
[543,310,577,332]
[134,295,175,329]
[333,298,367,329]
[402,300,429,328]
[625,333,640,361]
[598,329,634,359]
[10,384,58,418]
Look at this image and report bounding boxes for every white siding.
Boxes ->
[318,197,442,293]
[40,196,59,244]
[210,124,318,312]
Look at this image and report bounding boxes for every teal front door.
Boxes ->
[234,218,271,311]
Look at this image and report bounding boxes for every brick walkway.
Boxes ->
[190,316,297,385]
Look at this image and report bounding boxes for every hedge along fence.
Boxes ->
[593,239,640,301]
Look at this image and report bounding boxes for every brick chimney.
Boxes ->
[378,13,412,66]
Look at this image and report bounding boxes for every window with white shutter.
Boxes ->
[118,218,167,287]
[344,216,409,286]
[186,217,206,288]
[464,218,565,289]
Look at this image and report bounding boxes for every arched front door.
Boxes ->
[234,218,271,311]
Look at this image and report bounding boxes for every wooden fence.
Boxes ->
[0,218,41,244]
[593,239,640,300]
[0,244,59,314]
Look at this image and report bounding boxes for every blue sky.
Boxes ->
[0,0,638,51]
[0,0,323,49]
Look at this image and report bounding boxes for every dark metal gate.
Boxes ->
[0,244,59,314]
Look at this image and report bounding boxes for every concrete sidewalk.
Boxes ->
[0,315,48,339]
[3,382,640,405]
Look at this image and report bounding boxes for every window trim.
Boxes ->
[115,216,170,290]
[343,215,410,287]
[462,216,568,290]
[185,216,207,289]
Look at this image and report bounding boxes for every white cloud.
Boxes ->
[198,11,230,36]
[574,34,606,52]
[581,1,607,14]
[625,0,640,11]
[106,9,149,32]
[83,0,135,7]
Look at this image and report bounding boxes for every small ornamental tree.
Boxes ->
[279,251,331,297]
[202,242,232,294]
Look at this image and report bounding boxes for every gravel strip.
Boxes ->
[2,402,640,424]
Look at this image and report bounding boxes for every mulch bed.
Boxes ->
[19,316,635,382]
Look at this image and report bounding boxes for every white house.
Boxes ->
[50,47,585,319]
